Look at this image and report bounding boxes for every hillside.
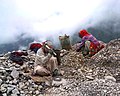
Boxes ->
[0,38,120,96]
[48,38,120,96]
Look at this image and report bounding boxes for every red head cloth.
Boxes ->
[79,29,90,38]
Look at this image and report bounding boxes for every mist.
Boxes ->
[0,0,120,45]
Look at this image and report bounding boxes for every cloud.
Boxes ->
[0,0,119,44]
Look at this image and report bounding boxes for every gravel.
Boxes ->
[0,38,120,96]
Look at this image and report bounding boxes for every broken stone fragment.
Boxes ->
[1,84,7,92]
[12,88,20,95]
[11,69,19,79]
[7,87,14,94]
[86,76,94,80]
[0,79,2,85]
[0,57,6,60]
[52,78,67,87]
[105,76,116,82]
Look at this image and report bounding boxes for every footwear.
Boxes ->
[52,69,62,77]
[52,69,59,77]
[52,69,62,81]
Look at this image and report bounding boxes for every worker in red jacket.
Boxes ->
[76,29,105,57]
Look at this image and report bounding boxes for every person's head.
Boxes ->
[42,40,53,53]
[79,29,90,38]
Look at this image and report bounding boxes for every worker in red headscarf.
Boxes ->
[76,29,105,57]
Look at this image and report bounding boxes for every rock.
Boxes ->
[52,81,61,87]
[35,90,39,95]
[29,61,34,65]
[105,76,116,82]
[8,84,15,88]
[88,69,93,72]
[52,79,67,87]
[11,69,19,79]
[25,82,29,86]
[20,94,26,96]
[6,80,9,83]
[6,76,12,80]
[12,79,18,84]
[33,84,38,88]
[20,90,24,94]
[60,70,64,75]
[86,76,94,80]
[9,81,13,84]
[28,80,33,84]
[38,85,43,90]
[7,87,14,94]
[11,94,18,96]
[1,84,7,92]
[0,79,2,85]
[45,80,51,87]
[29,87,35,91]
[5,68,12,73]
[2,93,7,96]
[21,64,28,70]
[12,88,19,95]
[15,64,20,68]
[29,91,33,94]
[1,84,8,88]
[0,57,6,61]
[0,69,6,73]
[0,67,4,70]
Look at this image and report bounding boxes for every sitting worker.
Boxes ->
[33,40,61,80]
[76,29,105,57]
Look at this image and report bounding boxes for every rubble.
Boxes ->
[48,38,120,95]
[10,69,19,79]
[0,38,120,96]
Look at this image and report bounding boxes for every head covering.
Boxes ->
[79,29,90,38]
[43,40,53,48]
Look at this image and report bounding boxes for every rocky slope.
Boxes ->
[48,38,120,96]
[0,38,120,96]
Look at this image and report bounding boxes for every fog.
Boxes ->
[0,0,120,45]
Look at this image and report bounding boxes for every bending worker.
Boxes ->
[76,29,105,57]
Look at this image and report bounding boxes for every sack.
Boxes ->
[29,43,42,53]
[9,53,23,65]
[9,51,28,65]
[59,34,72,50]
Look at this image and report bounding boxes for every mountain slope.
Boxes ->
[0,38,120,96]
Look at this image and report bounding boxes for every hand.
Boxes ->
[47,53,52,58]
[48,49,53,55]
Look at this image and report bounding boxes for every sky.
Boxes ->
[0,0,120,45]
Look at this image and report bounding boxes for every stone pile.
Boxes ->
[89,38,120,76]
[0,51,47,96]
[0,38,120,96]
[48,38,120,96]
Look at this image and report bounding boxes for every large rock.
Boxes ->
[10,69,19,79]
[0,79,2,85]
